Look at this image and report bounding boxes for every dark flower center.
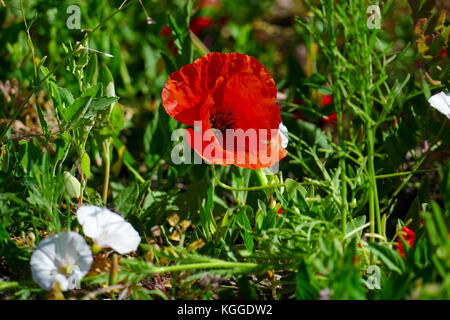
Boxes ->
[210,110,237,133]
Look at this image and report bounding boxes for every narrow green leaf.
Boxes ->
[81,152,91,179]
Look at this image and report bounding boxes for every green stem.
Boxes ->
[144,261,259,275]
[211,165,284,192]
[328,0,348,234]
[102,139,111,204]
[367,129,381,238]
[109,253,119,286]
[376,168,440,179]
[124,160,145,183]
[90,0,138,35]
[356,4,381,241]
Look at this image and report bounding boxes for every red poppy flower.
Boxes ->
[319,95,337,125]
[276,207,283,218]
[161,25,171,36]
[321,95,333,107]
[438,48,447,59]
[321,112,337,125]
[161,52,287,169]
[190,17,212,35]
[396,226,416,258]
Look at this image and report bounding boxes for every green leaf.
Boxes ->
[48,82,65,121]
[53,132,71,162]
[18,139,41,174]
[110,102,124,132]
[58,87,75,107]
[285,178,306,199]
[236,207,254,251]
[81,152,91,179]
[113,184,139,217]
[369,243,406,274]
[112,136,138,166]
[85,53,98,87]
[0,281,19,290]
[168,14,188,51]
[296,260,320,300]
[91,96,119,111]
[65,96,91,123]
[81,83,100,99]
[99,64,115,98]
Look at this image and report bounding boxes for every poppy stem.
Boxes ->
[211,165,284,191]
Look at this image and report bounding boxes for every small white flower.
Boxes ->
[428,91,450,119]
[30,231,93,291]
[76,205,141,254]
[279,122,289,149]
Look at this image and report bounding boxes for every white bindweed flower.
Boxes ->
[279,122,289,149]
[30,231,93,291]
[428,91,450,119]
[76,205,141,254]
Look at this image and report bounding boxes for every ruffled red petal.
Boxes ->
[185,128,287,169]
[396,226,416,258]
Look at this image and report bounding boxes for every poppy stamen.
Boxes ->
[210,110,237,133]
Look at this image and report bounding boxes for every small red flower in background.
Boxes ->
[161,52,287,169]
[319,95,337,125]
[321,95,333,107]
[396,226,416,258]
[321,112,337,125]
[189,17,212,35]
[438,48,447,59]
[276,207,283,218]
[189,0,221,36]
[161,25,171,36]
